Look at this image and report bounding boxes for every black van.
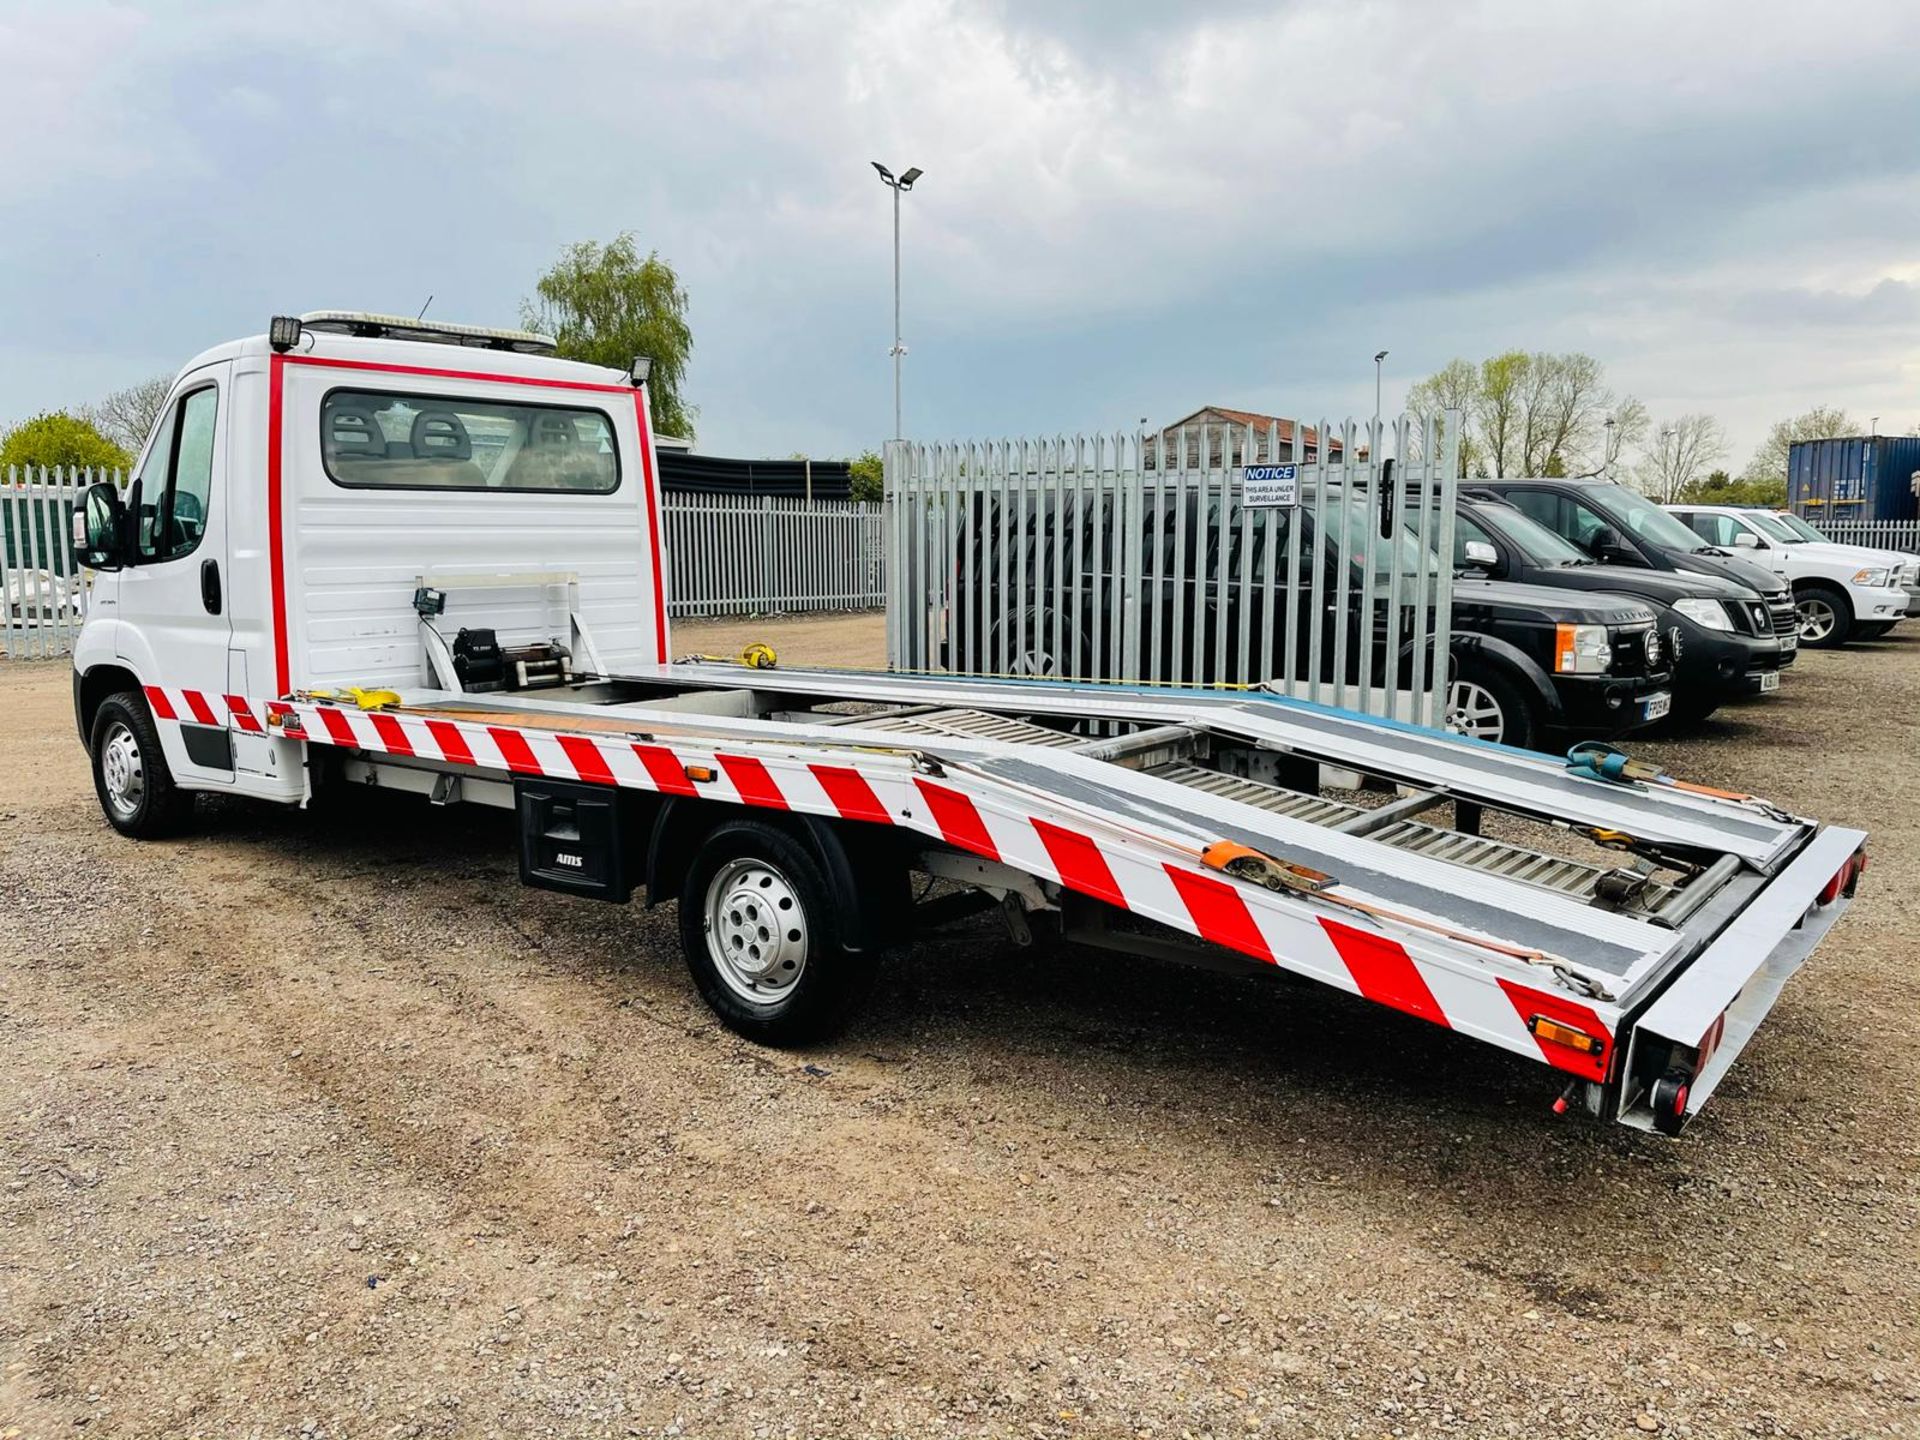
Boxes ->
[940,484,1671,750]
[1467,479,1801,657]
[1451,495,1792,724]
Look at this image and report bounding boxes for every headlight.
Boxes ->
[1555,623,1612,674]
[1853,567,1891,587]
[1673,597,1733,631]
[1643,629,1663,667]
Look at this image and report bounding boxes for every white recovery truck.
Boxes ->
[69,312,1868,1136]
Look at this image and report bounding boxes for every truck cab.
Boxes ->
[1666,503,1915,647]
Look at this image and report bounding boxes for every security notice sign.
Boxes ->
[1241,464,1299,507]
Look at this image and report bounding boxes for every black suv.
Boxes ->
[1468,479,1799,666]
[941,485,1672,750]
[1451,495,1792,724]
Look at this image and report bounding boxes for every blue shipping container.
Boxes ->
[1789,436,1920,523]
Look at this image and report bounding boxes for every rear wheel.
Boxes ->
[1441,668,1536,750]
[1794,584,1852,648]
[89,692,193,838]
[678,819,880,1046]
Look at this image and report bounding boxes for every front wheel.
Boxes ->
[1794,585,1852,648]
[89,691,194,838]
[678,819,879,1046]
[1441,669,1536,749]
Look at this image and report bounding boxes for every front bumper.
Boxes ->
[1550,672,1674,737]
[1852,584,1914,623]
[1669,625,1787,702]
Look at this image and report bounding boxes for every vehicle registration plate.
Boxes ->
[1757,671,1781,693]
[1641,692,1672,721]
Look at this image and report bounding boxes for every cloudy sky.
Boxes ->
[2,0,1917,467]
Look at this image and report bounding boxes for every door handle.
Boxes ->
[201,558,222,615]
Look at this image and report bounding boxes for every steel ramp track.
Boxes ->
[651,663,1805,871]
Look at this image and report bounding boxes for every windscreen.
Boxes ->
[1774,512,1825,542]
[321,389,620,492]
[1594,485,1713,551]
[1482,504,1589,565]
[1745,511,1800,544]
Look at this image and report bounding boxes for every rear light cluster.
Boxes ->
[1817,849,1867,907]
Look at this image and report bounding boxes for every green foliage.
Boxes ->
[1407,351,1637,479]
[1675,469,1788,507]
[0,411,131,474]
[523,233,696,442]
[849,449,884,503]
[1743,406,1853,487]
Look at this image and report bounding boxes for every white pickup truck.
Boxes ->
[1667,503,1914,648]
[66,311,1868,1136]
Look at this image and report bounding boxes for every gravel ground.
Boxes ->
[3,618,1917,1440]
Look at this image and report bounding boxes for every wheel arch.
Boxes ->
[1792,576,1854,621]
[644,798,910,952]
[75,661,146,751]
[1448,635,1564,727]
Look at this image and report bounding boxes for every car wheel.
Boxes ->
[1794,584,1852,648]
[678,819,880,1047]
[986,607,1087,679]
[1441,669,1536,749]
[89,691,194,839]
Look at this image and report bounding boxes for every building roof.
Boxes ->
[1155,406,1341,452]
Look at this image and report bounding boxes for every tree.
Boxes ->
[0,412,131,474]
[523,233,696,441]
[82,375,172,456]
[1675,468,1788,507]
[1406,351,1637,478]
[1742,405,1853,488]
[848,449,883,503]
[1405,359,1481,477]
[1636,414,1727,502]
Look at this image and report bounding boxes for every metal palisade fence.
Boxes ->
[1,467,886,657]
[662,491,885,618]
[2,466,99,658]
[884,413,1462,727]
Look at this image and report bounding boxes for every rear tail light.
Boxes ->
[1817,849,1867,906]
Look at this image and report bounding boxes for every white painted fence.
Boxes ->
[1812,519,1920,555]
[1,468,94,658]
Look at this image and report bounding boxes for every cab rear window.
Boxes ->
[320,389,620,493]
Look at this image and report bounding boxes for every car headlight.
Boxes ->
[1672,597,1734,631]
[1555,623,1611,674]
[1643,629,1663,667]
[1853,567,1891,587]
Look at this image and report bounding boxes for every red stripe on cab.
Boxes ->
[144,686,178,722]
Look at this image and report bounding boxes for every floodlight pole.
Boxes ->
[873,161,922,441]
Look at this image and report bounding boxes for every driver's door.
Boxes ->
[116,363,236,787]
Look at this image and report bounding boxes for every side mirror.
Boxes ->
[1585,524,1625,559]
[1731,531,1760,549]
[73,480,126,571]
[1462,539,1499,571]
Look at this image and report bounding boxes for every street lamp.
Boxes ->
[872,161,924,441]
[1602,415,1616,481]
[1871,415,1880,436]
[1659,426,1676,502]
[1373,350,1388,460]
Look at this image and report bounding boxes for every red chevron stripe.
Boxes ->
[914,778,999,860]
[368,712,413,757]
[488,726,543,776]
[810,764,892,825]
[1320,918,1449,1028]
[718,754,787,809]
[633,744,697,796]
[184,690,219,726]
[1165,866,1273,962]
[1033,820,1124,908]
[425,720,474,767]
[225,695,264,733]
[558,734,615,785]
[316,707,359,747]
[144,686,177,721]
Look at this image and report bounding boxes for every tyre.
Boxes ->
[89,691,194,839]
[1441,667,1536,749]
[1855,622,1895,641]
[985,606,1085,679]
[1793,583,1852,648]
[678,819,880,1046]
